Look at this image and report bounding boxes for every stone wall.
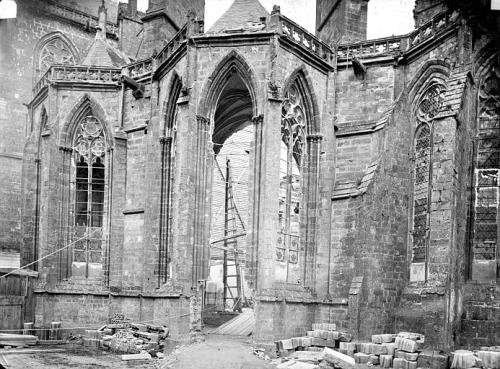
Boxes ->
[316,0,368,44]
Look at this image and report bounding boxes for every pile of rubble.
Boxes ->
[83,322,169,357]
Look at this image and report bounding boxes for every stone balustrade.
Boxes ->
[33,65,122,95]
[278,14,334,63]
[44,1,119,38]
[337,9,460,60]
[155,24,189,68]
[126,58,154,79]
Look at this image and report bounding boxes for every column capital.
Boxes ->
[58,145,73,153]
[159,136,173,144]
[306,134,323,142]
[196,115,209,126]
[252,114,264,124]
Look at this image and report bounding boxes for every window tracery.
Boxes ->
[38,37,76,75]
[411,83,444,269]
[71,114,106,279]
[278,83,306,268]
[470,66,500,281]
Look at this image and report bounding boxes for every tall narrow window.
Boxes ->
[158,79,181,284]
[410,82,444,281]
[470,67,500,282]
[277,83,306,281]
[71,114,106,279]
[412,123,432,263]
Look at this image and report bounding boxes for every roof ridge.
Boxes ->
[208,0,269,34]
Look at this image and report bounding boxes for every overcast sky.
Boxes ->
[137,0,415,39]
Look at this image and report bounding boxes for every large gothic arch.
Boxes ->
[197,50,259,123]
[60,94,114,149]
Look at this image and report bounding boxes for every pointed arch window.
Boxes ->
[158,79,181,284]
[277,83,306,271]
[410,82,444,281]
[70,113,106,279]
[35,34,78,81]
[470,67,500,282]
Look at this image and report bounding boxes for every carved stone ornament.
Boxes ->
[416,83,446,123]
[39,38,76,73]
[73,116,105,163]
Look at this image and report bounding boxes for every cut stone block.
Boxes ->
[380,355,394,368]
[395,337,420,353]
[476,350,500,369]
[289,362,319,369]
[397,332,425,342]
[372,344,389,355]
[408,360,417,369]
[354,353,371,364]
[312,323,337,331]
[339,332,352,342]
[370,355,380,365]
[382,342,396,355]
[323,347,355,369]
[451,350,481,369]
[395,350,419,361]
[121,353,151,361]
[393,357,407,369]
[339,342,356,356]
[417,350,449,369]
[372,334,395,344]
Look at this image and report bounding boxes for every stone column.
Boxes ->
[192,115,211,287]
[304,134,322,289]
[247,114,264,290]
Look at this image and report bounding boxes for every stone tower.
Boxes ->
[139,0,205,58]
[316,0,369,45]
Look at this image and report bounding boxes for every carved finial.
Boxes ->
[96,0,107,39]
[271,5,281,15]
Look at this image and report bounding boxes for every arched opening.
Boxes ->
[158,74,182,285]
[206,71,255,322]
[70,110,107,280]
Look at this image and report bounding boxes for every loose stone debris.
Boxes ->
[81,321,169,358]
[271,324,499,369]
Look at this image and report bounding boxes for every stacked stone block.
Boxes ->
[275,322,353,357]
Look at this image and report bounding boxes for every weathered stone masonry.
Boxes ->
[2,0,499,349]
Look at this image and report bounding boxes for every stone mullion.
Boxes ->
[57,146,72,281]
[248,114,263,289]
[192,115,210,287]
[159,136,173,284]
[304,134,322,289]
[104,147,113,285]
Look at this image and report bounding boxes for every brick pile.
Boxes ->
[82,322,168,357]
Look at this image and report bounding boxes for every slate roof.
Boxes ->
[208,0,269,33]
[83,38,131,67]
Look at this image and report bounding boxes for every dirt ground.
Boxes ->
[0,345,157,368]
[165,334,276,369]
[0,335,276,369]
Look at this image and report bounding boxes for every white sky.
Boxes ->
[0,0,415,40]
[136,0,415,39]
